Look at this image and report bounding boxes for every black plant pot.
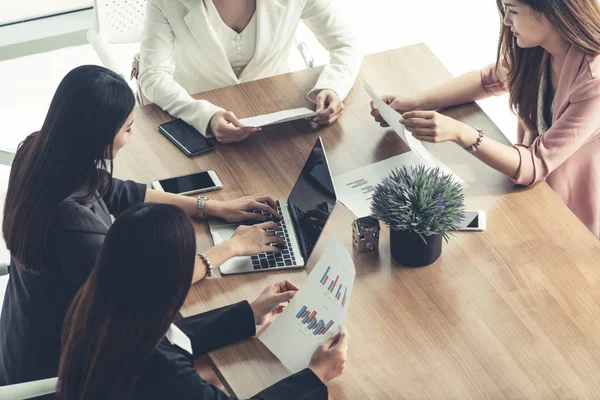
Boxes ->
[390,229,442,267]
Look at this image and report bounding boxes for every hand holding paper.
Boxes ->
[259,236,355,373]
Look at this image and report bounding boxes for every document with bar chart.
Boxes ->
[333,152,422,217]
[259,235,355,373]
[334,150,467,218]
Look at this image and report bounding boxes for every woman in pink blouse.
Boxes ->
[371,0,600,239]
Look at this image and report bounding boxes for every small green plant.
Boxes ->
[370,165,465,242]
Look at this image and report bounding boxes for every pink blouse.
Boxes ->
[481,45,600,239]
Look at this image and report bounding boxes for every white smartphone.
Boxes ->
[151,170,223,195]
[458,210,486,231]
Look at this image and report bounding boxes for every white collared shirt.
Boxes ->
[205,0,257,78]
[165,323,193,355]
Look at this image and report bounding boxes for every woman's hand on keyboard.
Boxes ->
[207,194,281,222]
[228,222,285,256]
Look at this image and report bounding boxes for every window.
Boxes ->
[0,0,92,26]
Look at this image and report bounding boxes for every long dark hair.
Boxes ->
[496,0,600,133]
[2,65,135,273]
[57,203,196,400]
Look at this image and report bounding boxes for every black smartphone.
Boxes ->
[158,119,214,157]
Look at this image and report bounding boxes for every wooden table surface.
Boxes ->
[114,44,600,399]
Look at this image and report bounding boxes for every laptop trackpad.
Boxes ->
[210,225,252,274]
[210,225,236,245]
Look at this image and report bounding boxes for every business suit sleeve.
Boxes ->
[510,78,600,185]
[175,301,256,356]
[301,0,363,102]
[102,178,147,217]
[166,362,327,400]
[173,302,328,399]
[139,0,224,136]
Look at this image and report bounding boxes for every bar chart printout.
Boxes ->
[320,266,348,306]
[346,178,375,201]
[259,236,356,373]
[295,305,334,335]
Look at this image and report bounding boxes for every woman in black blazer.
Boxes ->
[0,65,285,388]
[57,203,348,400]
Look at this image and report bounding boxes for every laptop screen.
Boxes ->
[287,138,337,261]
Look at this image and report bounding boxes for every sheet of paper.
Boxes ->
[259,236,355,373]
[334,152,467,218]
[334,152,422,217]
[363,81,437,166]
[239,107,318,127]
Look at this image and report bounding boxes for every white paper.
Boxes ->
[364,81,440,166]
[259,236,355,373]
[239,107,318,127]
[334,152,421,217]
[334,152,466,218]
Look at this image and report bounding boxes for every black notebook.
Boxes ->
[158,119,214,157]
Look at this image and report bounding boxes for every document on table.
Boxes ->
[239,107,318,127]
[333,153,466,218]
[259,236,355,373]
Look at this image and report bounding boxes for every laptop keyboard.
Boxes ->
[249,201,298,270]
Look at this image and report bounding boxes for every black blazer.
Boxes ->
[0,178,146,387]
[134,301,327,400]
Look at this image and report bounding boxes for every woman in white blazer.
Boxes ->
[139,0,362,143]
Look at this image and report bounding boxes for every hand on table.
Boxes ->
[309,327,349,383]
[400,110,477,146]
[206,194,282,223]
[313,90,344,125]
[370,95,419,127]
[209,110,261,143]
[250,280,300,325]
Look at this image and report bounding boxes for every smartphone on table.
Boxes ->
[458,210,486,231]
[151,170,223,195]
[158,119,214,157]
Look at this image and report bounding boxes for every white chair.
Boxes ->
[0,377,58,400]
[86,0,147,85]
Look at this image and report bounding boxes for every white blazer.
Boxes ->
[139,0,363,136]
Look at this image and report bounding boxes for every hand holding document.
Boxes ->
[364,81,437,166]
[260,236,355,373]
[239,107,318,128]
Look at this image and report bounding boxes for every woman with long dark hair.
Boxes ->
[371,0,600,239]
[57,204,347,400]
[0,65,284,386]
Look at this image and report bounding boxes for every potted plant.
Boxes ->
[370,165,465,267]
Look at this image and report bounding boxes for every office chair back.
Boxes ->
[93,0,147,44]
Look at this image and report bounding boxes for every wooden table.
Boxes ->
[115,44,600,399]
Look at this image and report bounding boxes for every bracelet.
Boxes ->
[464,128,485,152]
[196,196,209,220]
[197,253,212,277]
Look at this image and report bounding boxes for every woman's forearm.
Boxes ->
[193,241,237,283]
[457,127,521,179]
[419,70,491,110]
[144,188,223,218]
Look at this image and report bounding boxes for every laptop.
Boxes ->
[209,138,337,275]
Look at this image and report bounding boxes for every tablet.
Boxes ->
[158,119,214,157]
